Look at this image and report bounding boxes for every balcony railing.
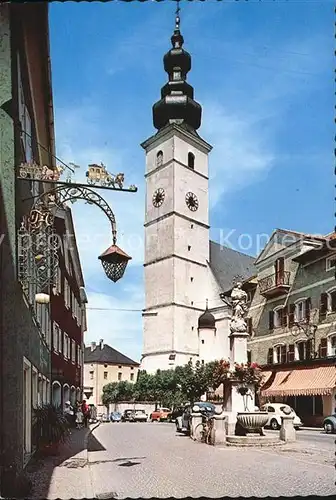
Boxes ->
[258,271,291,296]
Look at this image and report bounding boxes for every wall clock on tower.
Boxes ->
[185,191,199,211]
[152,188,165,208]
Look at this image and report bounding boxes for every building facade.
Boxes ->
[246,229,336,426]
[0,3,56,492]
[141,15,255,374]
[51,207,87,409]
[84,340,139,412]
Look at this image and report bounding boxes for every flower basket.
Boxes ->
[233,362,263,388]
[32,403,71,456]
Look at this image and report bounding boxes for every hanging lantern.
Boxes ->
[35,293,50,304]
[98,244,131,283]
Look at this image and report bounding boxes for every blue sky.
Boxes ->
[49,0,334,362]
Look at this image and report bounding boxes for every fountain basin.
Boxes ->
[236,412,269,434]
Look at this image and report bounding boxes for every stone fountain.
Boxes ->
[223,279,280,447]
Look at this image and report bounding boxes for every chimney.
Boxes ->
[90,342,96,352]
[99,339,104,350]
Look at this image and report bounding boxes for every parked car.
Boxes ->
[121,409,135,422]
[260,403,303,430]
[110,411,122,423]
[131,410,148,422]
[323,413,336,433]
[150,407,171,422]
[176,402,217,434]
[168,407,184,423]
[98,413,109,423]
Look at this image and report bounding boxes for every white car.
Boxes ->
[260,403,303,430]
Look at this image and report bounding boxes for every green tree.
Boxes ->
[175,360,210,404]
[101,381,134,410]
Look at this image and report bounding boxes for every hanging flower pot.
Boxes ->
[238,386,249,396]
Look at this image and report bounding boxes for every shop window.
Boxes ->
[314,395,323,416]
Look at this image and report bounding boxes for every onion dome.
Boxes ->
[153,9,202,131]
[198,301,216,330]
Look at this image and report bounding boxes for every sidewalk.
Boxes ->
[26,423,100,499]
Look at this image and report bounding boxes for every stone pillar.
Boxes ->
[190,413,203,441]
[230,332,248,365]
[280,415,296,442]
[213,414,227,445]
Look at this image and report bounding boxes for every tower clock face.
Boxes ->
[185,191,199,211]
[152,188,165,208]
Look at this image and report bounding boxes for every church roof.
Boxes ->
[84,344,139,366]
[209,241,256,292]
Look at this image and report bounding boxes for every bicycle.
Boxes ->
[194,410,216,445]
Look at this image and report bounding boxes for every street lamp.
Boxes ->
[99,244,132,283]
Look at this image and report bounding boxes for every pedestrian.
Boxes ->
[76,405,84,429]
[64,401,74,427]
[81,399,90,428]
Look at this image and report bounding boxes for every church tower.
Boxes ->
[141,10,212,373]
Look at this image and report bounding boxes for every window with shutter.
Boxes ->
[306,339,312,360]
[269,311,274,330]
[288,304,295,327]
[275,257,285,285]
[267,348,273,364]
[287,344,295,362]
[330,291,336,312]
[58,330,63,353]
[319,338,328,358]
[327,335,336,356]
[280,345,287,364]
[305,298,311,322]
[319,293,328,320]
[281,306,288,327]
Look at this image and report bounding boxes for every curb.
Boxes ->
[301,427,324,433]
[84,421,101,462]
[84,422,101,499]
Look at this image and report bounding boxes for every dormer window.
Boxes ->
[188,152,195,169]
[156,151,163,167]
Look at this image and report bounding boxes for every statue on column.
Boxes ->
[230,281,248,334]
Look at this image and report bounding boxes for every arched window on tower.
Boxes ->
[188,152,195,169]
[156,150,163,167]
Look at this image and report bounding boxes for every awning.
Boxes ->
[260,371,273,385]
[261,366,336,397]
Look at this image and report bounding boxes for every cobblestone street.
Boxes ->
[88,423,336,498]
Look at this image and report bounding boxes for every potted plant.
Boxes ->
[32,403,71,456]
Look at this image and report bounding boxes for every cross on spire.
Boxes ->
[175,0,180,30]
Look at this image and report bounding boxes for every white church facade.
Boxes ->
[140,14,255,374]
